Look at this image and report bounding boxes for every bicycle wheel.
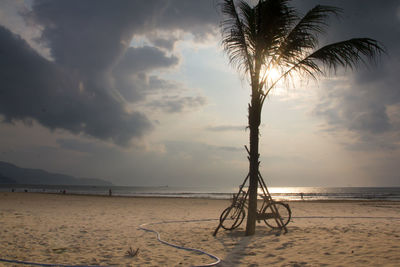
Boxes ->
[219,206,246,230]
[262,202,291,229]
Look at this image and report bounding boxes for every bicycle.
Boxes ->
[219,187,291,231]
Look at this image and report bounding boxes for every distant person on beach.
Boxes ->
[300,192,304,200]
[109,189,112,196]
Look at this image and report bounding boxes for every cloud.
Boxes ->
[341,135,397,152]
[30,0,149,71]
[164,141,242,161]
[145,31,181,51]
[0,26,153,145]
[206,125,246,132]
[56,138,120,155]
[115,46,179,74]
[217,146,243,152]
[0,0,51,60]
[314,81,392,135]
[397,5,400,21]
[147,95,207,113]
[0,0,219,145]
[314,69,400,151]
[29,0,218,70]
[112,46,180,102]
[307,0,400,151]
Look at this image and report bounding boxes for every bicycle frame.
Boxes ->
[230,186,271,217]
[213,169,289,236]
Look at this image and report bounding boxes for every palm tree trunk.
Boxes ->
[245,89,261,236]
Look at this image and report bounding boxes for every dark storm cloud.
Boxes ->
[146,34,179,51]
[113,46,179,102]
[0,0,218,145]
[29,0,217,105]
[0,26,152,145]
[304,0,400,151]
[152,0,218,38]
[115,46,179,74]
[30,0,218,69]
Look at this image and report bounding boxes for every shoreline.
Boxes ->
[2,191,400,203]
[2,184,399,202]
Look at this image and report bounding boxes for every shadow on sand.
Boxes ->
[215,225,284,266]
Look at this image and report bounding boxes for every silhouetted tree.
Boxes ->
[220,0,384,236]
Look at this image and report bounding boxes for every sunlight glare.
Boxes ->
[264,66,302,97]
[268,67,280,82]
[267,67,285,96]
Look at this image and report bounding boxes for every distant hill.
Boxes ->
[0,161,113,186]
[0,173,17,184]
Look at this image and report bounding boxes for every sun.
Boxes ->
[268,67,281,82]
[264,66,301,96]
[261,66,281,85]
[264,67,285,96]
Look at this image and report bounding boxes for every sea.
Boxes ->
[1,184,399,201]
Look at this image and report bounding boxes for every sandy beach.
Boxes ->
[0,193,399,266]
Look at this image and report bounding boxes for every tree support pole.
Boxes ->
[213,147,288,236]
[257,171,288,233]
[213,174,249,236]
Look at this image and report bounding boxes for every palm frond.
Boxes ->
[304,38,384,73]
[278,5,342,64]
[219,0,384,105]
[238,0,256,53]
[264,37,384,98]
[255,0,297,61]
[220,0,254,74]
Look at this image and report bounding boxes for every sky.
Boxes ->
[0,0,399,188]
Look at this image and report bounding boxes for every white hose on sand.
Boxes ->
[139,219,221,267]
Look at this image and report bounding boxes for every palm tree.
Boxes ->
[220,0,384,236]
